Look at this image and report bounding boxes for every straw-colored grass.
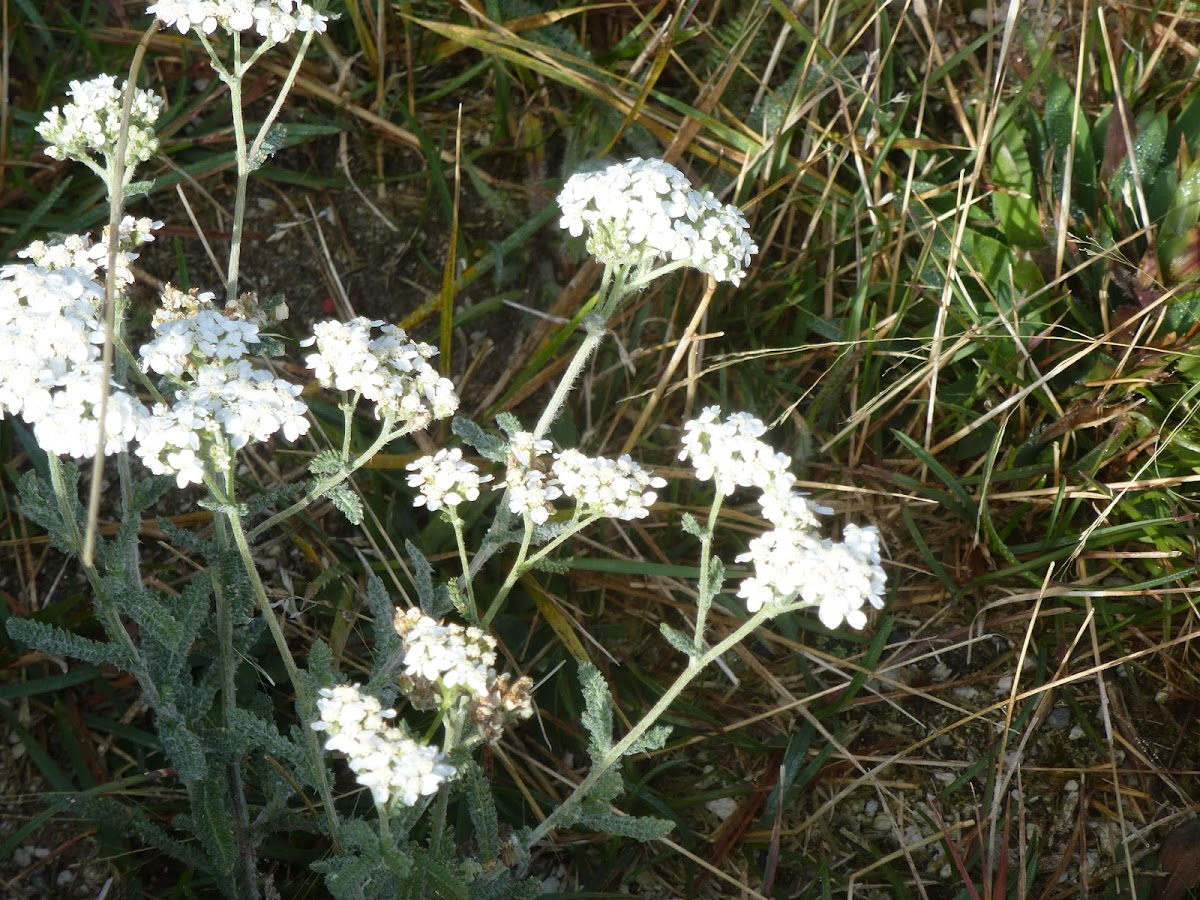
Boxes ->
[2,1,1199,897]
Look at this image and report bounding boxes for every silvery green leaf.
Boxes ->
[327,483,363,524]
[452,415,507,462]
[530,556,573,574]
[309,451,345,476]
[572,806,675,841]
[659,623,699,657]
[680,512,702,537]
[625,724,672,756]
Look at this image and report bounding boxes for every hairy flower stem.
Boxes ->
[479,521,534,628]
[46,455,150,689]
[222,35,249,306]
[478,511,603,627]
[246,417,401,542]
[526,604,773,847]
[225,509,342,847]
[530,263,629,441]
[693,492,725,650]
[427,709,463,860]
[207,30,309,304]
[211,471,257,899]
[449,517,478,621]
[531,320,605,441]
[465,264,631,597]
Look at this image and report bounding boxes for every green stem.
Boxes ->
[427,708,464,860]
[225,509,342,847]
[529,262,629,443]
[224,43,249,305]
[376,802,393,849]
[478,520,534,628]
[449,517,478,624]
[246,416,401,542]
[209,471,256,899]
[248,31,312,163]
[463,262,627,600]
[692,492,725,650]
[530,321,606,441]
[525,604,775,847]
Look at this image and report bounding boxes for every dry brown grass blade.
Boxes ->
[258,57,499,184]
[619,276,716,454]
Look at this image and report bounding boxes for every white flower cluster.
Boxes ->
[36,75,162,167]
[680,406,886,629]
[558,158,758,284]
[551,449,666,521]
[302,318,459,428]
[135,292,309,487]
[0,226,158,459]
[141,305,260,376]
[679,407,792,497]
[501,432,561,525]
[312,684,455,807]
[138,360,309,487]
[151,282,287,331]
[21,216,159,291]
[394,608,496,703]
[393,609,534,743]
[148,0,328,42]
[497,432,665,525]
[406,447,492,512]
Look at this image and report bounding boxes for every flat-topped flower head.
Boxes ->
[0,233,153,459]
[32,367,147,459]
[312,682,455,807]
[735,525,886,627]
[498,431,560,525]
[679,407,789,496]
[682,407,888,628]
[393,608,496,708]
[551,449,666,521]
[135,360,309,487]
[558,157,757,284]
[148,0,329,41]
[37,75,162,169]
[20,216,159,292]
[406,447,492,512]
[393,610,534,743]
[302,318,459,428]
[140,293,262,377]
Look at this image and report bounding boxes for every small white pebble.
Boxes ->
[933,771,955,786]
[1155,690,1169,703]
[863,799,879,817]
[1064,780,1079,793]
[1069,726,1085,740]
[705,798,739,821]
[996,675,1014,693]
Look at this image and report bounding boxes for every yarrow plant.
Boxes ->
[148,0,328,42]
[36,75,162,189]
[0,220,158,458]
[311,684,455,807]
[6,10,888,899]
[558,157,758,285]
